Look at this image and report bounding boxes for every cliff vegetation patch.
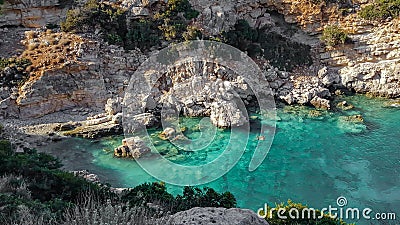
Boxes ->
[321,25,349,47]
[359,0,400,21]
[61,0,200,51]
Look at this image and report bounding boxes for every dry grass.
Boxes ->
[20,31,85,81]
[62,193,169,225]
[0,174,31,199]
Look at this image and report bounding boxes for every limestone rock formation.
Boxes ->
[280,75,331,109]
[319,18,400,98]
[0,0,70,28]
[9,31,146,118]
[210,100,247,128]
[166,207,269,225]
[114,136,151,159]
[310,96,331,110]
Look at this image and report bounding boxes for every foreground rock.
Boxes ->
[114,136,151,159]
[166,207,269,225]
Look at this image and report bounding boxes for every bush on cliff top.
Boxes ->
[61,0,200,51]
[359,0,400,21]
[121,183,237,214]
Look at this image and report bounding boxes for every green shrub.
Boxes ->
[0,140,12,157]
[122,183,237,213]
[321,25,348,47]
[174,186,236,212]
[260,200,351,225]
[61,0,200,51]
[61,0,127,42]
[223,20,312,71]
[0,57,32,88]
[183,25,203,41]
[359,0,400,21]
[125,19,161,50]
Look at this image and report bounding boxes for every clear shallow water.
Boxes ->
[40,95,400,224]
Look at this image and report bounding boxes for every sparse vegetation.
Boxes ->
[20,31,84,78]
[359,0,400,21]
[321,25,348,47]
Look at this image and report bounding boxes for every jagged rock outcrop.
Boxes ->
[280,75,331,108]
[166,207,269,225]
[0,0,70,28]
[137,62,253,128]
[114,136,151,158]
[1,0,398,123]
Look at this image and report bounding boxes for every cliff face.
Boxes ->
[1,0,399,119]
[320,18,400,97]
[5,31,146,118]
[0,0,69,28]
[189,0,400,99]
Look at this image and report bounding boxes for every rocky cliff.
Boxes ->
[0,0,399,120]
[0,0,70,28]
[1,30,146,118]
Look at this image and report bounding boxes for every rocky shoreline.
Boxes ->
[0,0,399,156]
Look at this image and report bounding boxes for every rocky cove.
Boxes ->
[0,0,399,224]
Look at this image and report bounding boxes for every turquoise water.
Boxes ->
[41,95,400,224]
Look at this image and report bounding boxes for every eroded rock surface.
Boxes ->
[166,207,269,225]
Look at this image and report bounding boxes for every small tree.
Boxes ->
[321,25,348,47]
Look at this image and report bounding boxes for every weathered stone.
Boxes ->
[114,136,151,159]
[166,207,269,225]
[310,96,330,110]
[105,98,123,116]
[210,100,247,128]
[336,101,354,110]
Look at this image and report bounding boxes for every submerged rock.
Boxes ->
[337,114,366,133]
[384,99,400,108]
[342,114,364,123]
[336,101,354,110]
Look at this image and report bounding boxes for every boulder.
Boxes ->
[166,207,269,225]
[310,96,330,110]
[336,101,354,110]
[159,127,176,140]
[114,136,151,159]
